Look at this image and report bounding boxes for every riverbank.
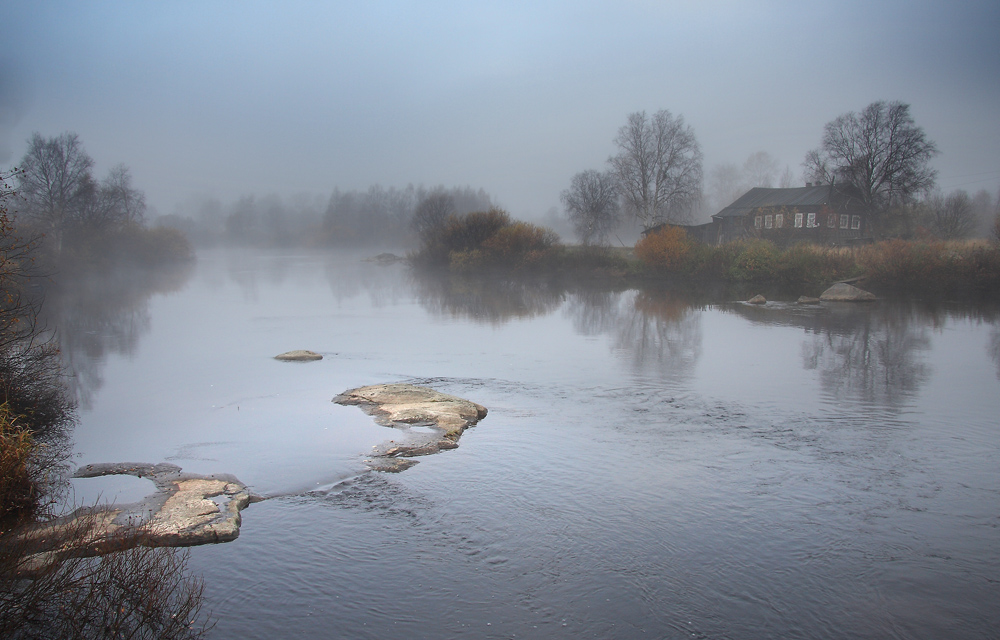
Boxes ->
[414,232,1000,299]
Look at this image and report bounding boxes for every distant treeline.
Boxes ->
[10,132,193,273]
[155,184,495,248]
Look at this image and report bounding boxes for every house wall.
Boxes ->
[736,207,866,245]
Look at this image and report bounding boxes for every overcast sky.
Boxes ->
[2,1,998,220]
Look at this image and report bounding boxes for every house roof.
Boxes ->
[712,185,853,219]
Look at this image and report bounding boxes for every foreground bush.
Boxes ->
[0,406,34,526]
[0,522,211,639]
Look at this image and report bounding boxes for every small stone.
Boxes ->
[796,296,821,304]
[747,294,767,305]
[274,350,323,361]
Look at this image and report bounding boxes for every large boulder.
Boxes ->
[747,294,767,305]
[819,282,877,302]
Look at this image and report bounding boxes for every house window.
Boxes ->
[775,213,783,228]
[794,212,803,228]
[807,212,816,228]
[852,215,861,230]
[755,216,762,229]
[828,214,836,228]
[765,214,773,229]
[840,214,849,229]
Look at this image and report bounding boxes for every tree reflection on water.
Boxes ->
[563,288,704,382]
[728,298,1000,407]
[412,270,565,325]
[41,263,194,409]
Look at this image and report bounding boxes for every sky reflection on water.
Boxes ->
[54,249,1000,639]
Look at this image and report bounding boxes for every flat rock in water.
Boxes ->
[796,296,821,304]
[14,463,255,574]
[747,294,767,305]
[335,383,488,472]
[819,282,876,301]
[275,350,323,361]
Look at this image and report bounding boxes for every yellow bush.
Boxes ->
[0,403,36,525]
[634,226,691,271]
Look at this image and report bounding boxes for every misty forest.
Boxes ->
[2,3,1000,639]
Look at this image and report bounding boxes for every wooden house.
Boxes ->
[711,183,868,245]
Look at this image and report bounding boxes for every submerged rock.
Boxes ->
[363,457,419,473]
[15,463,255,573]
[275,350,323,361]
[747,294,767,305]
[367,252,404,265]
[796,296,821,305]
[335,383,487,471]
[819,282,876,302]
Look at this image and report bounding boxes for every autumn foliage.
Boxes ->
[414,207,559,271]
[634,226,692,270]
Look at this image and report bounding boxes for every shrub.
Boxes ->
[416,207,559,271]
[962,243,1000,290]
[0,521,212,638]
[440,208,512,254]
[724,239,779,282]
[62,225,194,271]
[0,405,35,527]
[481,222,557,265]
[776,243,861,284]
[634,226,691,271]
[857,239,944,286]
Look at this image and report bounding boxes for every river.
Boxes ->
[56,248,1000,639]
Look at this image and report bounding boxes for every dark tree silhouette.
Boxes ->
[804,101,937,226]
[609,110,702,230]
[561,170,621,245]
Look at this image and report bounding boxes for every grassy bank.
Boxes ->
[411,209,1000,295]
[633,228,1000,293]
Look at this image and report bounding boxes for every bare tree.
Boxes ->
[778,165,797,188]
[742,151,779,188]
[928,190,976,239]
[560,170,621,245]
[804,101,938,220]
[100,164,146,227]
[970,188,995,237]
[609,110,702,230]
[411,189,455,244]
[16,133,95,249]
[706,162,744,212]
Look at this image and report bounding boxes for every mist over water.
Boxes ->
[56,249,999,639]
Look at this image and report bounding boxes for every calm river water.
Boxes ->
[57,249,999,639]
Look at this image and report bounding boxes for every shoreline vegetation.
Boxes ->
[408,207,1000,298]
[1,164,209,637]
